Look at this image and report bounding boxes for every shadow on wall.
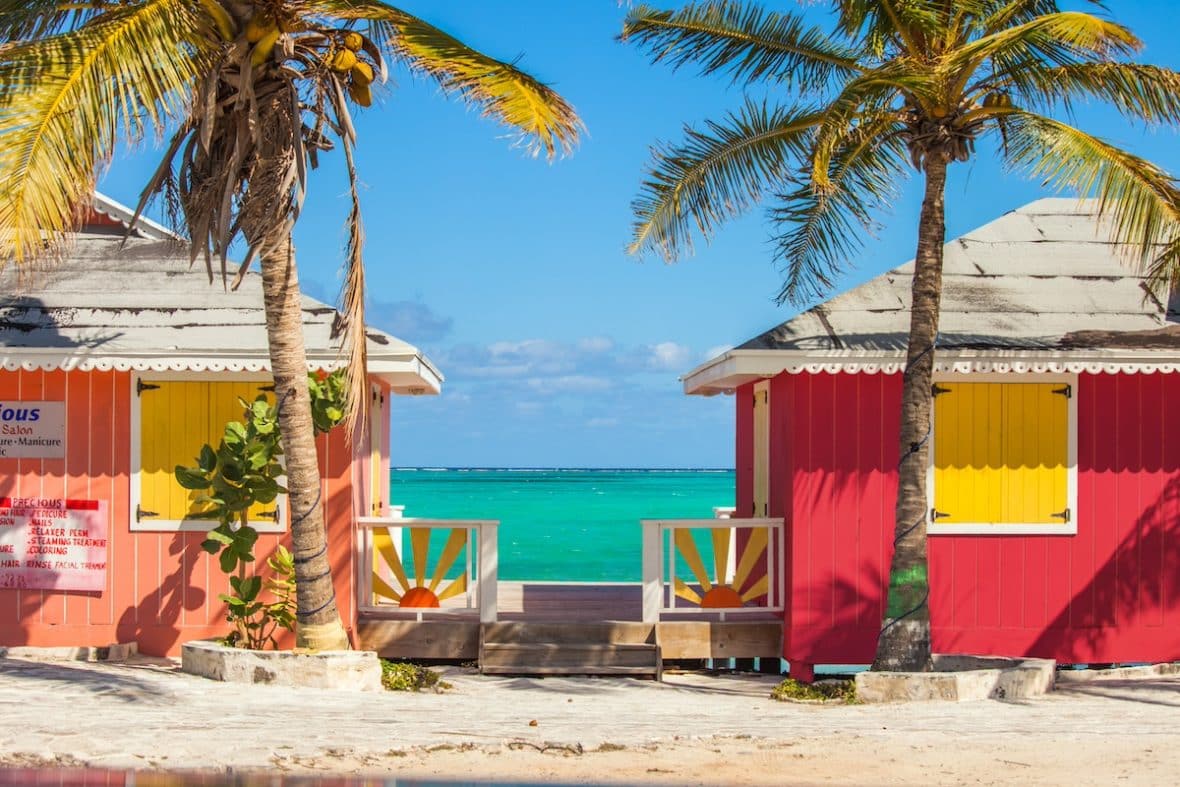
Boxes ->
[1030,473,1180,662]
[114,534,207,655]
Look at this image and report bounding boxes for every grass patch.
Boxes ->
[380,660,452,692]
[770,677,857,704]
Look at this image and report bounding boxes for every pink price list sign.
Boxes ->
[0,498,109,591]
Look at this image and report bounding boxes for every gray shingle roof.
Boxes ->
[684,198,1180,395]
[741,198,1177,353]
[0,194,442,394]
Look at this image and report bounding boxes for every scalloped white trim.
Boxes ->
[0,357,324,373]
[774,359,1180,375]
[682,349,1180,395]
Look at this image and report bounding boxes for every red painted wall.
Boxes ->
[0,369,366,656]
[744,370,1180,666]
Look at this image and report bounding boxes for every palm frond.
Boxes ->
[630,100,822,261]
[307,0,582,160]
[0,0,206,266]
[809,62,932,188]
[0,1,108,41]
[949,11,1140,74]
[772,112,909,305]
[997,109,1180,291]
[978,0,1105,35]
[992,63,1180,126]
[621,1,862,91]
[833,0,945,57]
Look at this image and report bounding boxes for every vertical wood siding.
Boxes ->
[0,369,362,655]
[763,370,1180,665]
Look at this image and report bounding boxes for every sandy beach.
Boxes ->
[1,656,1178,785]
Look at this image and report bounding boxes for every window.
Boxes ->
[929,377,1076,535]
[131,377,284,532]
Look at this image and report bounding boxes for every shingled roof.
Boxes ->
[0,194,442,394]
[684,198,1180,395]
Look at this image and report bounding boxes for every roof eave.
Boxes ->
[682,348,1180,395]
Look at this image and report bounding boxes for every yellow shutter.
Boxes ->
[139,380,277,525]
[1001,383,1068,524]
[752,382,769,518]
[370,385,384,516]
[933,382,1068,525]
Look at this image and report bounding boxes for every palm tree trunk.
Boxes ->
[872,153,949,672]
[258,229,351,652]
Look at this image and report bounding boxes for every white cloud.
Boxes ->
[645,341,693,371]
[586,417,620,428]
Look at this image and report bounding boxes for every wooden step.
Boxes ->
[480,642,662,679]
[481,621,656,646]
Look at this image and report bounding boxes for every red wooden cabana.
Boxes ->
[684,199,1180,679]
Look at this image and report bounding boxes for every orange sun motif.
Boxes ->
[372,526,468,609]
[673,526,770,609]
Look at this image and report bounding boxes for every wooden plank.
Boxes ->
[357,620,479,660]
[657,621,782,660]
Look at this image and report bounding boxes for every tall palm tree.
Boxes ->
[622,0,1180,671]
[0,1,580,651]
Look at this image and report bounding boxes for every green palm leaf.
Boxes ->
[772,112,909,305]
[630,100,822,261]
[621,1,862,91]
[998,109,1180,290]
[995,63,1180,126]
[308,0,581,160]
[0,0,207,266]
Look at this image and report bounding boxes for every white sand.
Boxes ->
[1,658,1177,785]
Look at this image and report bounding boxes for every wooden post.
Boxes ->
[479,522,498,623]
[641,520,662,623]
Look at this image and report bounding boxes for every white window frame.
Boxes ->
[926,372,1078,536]
[130,371,287,533]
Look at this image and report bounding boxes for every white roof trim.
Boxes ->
[91,192,180,241]
[682,348,1180,395]
[0,348,443,395]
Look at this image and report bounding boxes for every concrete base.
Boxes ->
[1056,662,1180,682]
[181,639,382,691]
[0,642,138,662]
[855,655,1056,703]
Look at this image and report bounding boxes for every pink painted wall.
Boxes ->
[737,371,1180,666]
[0,369,370,656]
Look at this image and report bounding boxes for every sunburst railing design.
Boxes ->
[671,526,771,608]
[640,518,784,621]
[357,517,500,622]
[372,525,468,608]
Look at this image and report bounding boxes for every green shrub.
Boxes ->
[770,677,857,703]
[380,660,452,692]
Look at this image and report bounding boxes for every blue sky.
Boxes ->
[98,1,1180,469]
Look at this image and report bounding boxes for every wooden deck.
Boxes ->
[356,582,783,663]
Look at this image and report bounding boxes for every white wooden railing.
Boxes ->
[640,518,785,623]
[357,517,499,623]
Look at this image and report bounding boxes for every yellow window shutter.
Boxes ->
[140,380,211,521]
[1001,383,1068,524]
[207,381,278,525]
[140,380,278,525]
[752,382,769,518]
[933,382,1003,524]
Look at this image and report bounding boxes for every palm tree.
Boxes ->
[622,0,1180,671]
[0,1,580,651]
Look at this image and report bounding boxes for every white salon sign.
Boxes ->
[0,498,108,591]
[0,401,65,459]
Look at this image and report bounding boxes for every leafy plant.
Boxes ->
[175,371,349,650]
[380,660,451,692]
[770,677,857,704]
[221,545,297,650]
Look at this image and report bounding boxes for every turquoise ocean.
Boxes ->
[389,468,735,582]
